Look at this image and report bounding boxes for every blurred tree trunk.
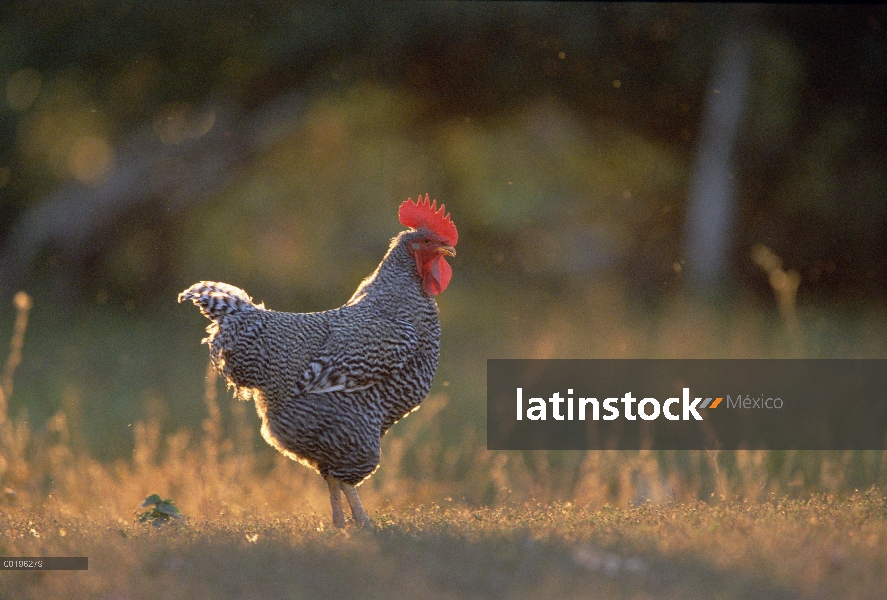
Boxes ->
[682,24,753,296]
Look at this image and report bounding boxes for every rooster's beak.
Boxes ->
[437,245,456,258]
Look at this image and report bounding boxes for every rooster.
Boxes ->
[179,195,457,528]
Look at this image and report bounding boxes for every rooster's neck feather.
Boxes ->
[345,230,427,309]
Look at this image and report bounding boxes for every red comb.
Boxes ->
[398,194,458,246]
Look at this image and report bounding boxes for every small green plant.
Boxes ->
[136,494,183,527]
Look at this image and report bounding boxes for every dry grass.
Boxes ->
[3,494,887,599]
[2,292,887,598]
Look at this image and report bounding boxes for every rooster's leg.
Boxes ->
[326,477,345,528]
[342,483,373,529]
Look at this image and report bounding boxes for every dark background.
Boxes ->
[0,3,885,464]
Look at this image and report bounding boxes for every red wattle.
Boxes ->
[422,254,452,296]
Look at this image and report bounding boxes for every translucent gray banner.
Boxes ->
[487,359,887,450]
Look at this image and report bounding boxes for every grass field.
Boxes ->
[3,494,887,599]
[3,293,887,599]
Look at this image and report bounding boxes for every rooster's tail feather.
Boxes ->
[178,281,262,320]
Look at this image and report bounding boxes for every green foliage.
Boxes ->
[136,494,183,527]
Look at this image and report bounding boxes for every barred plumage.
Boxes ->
[179,198,457,528]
